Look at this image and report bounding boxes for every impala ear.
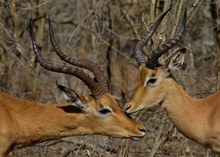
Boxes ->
[167,48,186,70]
[57,84,79,102]
[57,84,87,110]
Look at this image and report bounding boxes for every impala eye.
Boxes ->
[99,108,112,115]
[144,78,158,87]
[148,78,157,84]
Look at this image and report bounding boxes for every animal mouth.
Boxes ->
[131,135,145,140]
[129,97,166,115]
[127,108,144,116]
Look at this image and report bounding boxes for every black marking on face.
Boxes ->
[58,105,83,113]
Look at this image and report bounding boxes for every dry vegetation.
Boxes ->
[0,0,219,156]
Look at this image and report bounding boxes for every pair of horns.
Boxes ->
[30,18,109,99]
[135,8,187,69]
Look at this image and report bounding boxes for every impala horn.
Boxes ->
[134,8,171,66]
[30,20,109,99]
[146,9,187,69]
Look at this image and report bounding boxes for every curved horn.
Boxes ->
[48,18,109,98]
[146,9,187,69]
[134,8,171,66]
[48,18,104,82]
[30,21,108,99]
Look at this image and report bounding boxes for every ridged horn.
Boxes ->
[48,18,109,98]
[48,18,105,83]
[146,8,187,69]
[134,8,171,66]
[30,20,109,99]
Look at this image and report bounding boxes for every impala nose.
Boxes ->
[132,127,146,140]
[138,127,146,133]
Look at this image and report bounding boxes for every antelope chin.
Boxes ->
[131,135,145,141]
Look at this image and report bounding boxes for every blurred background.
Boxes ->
[0,0,219,156]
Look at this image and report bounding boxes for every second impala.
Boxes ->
[125,9,220,153]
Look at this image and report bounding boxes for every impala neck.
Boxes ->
[2,92,91,148]
[163,79,211,144]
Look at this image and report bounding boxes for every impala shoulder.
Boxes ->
[202,92,220,106]
[208,102,220,131]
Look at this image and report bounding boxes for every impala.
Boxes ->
[0,18,146,157]
[125,9,220,153]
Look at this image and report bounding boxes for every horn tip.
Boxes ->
[57,84,65,91]
[161,7,171,18]
[166,6,171,13]
[182,8,187,30]
[184,8,187,18]
[48,16,52,23]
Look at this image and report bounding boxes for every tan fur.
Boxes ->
[0,92,145,157]
[125,66,220,153]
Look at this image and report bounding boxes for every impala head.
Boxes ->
[30,18,146,139]
[125,9,187,114]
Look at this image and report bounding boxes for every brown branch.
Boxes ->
[188,0,206,23]
[68,0,103,43]
[61,137,116,156]
[149,115,170,157]
[161,0,172,33]
[150,0,157,22]
[171,0,184,37]
[122,10,141,40]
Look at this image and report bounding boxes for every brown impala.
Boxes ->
[0,18,146,157]
[125,9,220,153]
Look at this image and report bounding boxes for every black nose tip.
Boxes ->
[138,128,146,133]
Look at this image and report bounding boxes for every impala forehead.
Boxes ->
[139,67,156,82]
[79,95,97,108]
[98,94,118,108]
[80,94,120,112]
[139,66,165,81]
